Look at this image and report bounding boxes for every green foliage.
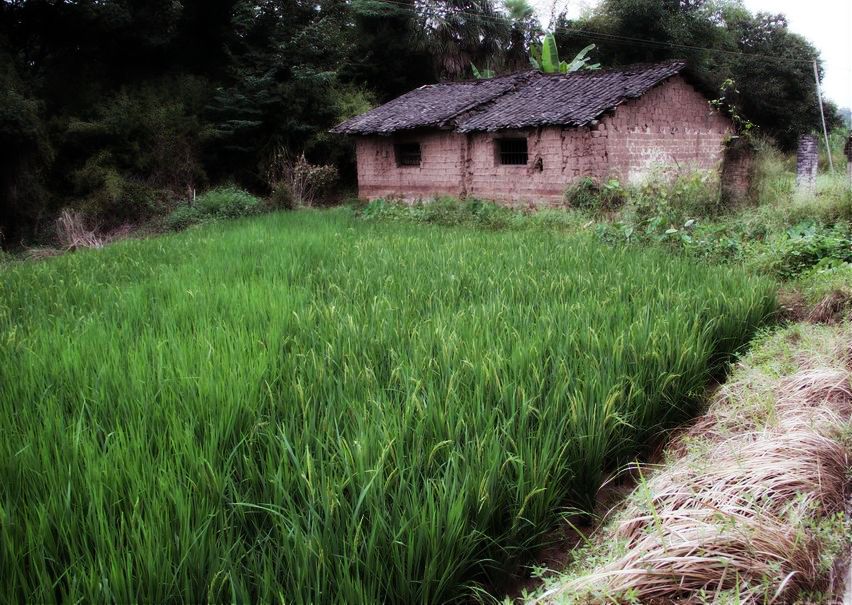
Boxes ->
[749,222,852,280]
[564,177,627,212]
[414,0,511,80]
[163,204,206,231]
[541,32,560,71]
[0,58,54,242]
[164,187,264,231]
[195,187,263,219]
[820,126,850,172]
[359,196,589,231]
[270,182,296,210]
[1,0,840,245]
[530,33,599,73]
[553,0,836,150]
[345,0,434,100]
[471,62,496,79]
[792,262,852,306]
[589,162,852,280]
[752,141,795,206]
[70,151,166,225]
[266,151,339,208]
[0,209,774,603]
[709,78,756,138]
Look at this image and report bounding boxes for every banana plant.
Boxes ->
[470,63,496,79]
[529,33,600,73]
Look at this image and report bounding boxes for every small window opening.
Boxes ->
[395,142,421,167]
[498,138,528,165]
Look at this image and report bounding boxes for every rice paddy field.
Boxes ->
[0,209,776,603]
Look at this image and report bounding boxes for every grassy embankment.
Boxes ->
[529,322,852,604]
[0,210,774,603]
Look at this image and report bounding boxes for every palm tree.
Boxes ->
[415,0,510,80]
[504,0,542,71]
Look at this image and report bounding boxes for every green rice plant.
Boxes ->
[0,209,775,603]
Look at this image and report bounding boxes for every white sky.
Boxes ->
[531,0,852,108]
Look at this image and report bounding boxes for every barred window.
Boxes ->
[394,142,421,167]
[497,138,528,165]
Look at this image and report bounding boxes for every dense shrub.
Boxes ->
[0,66,54,244]
[752,141,795,207]
[630,172,722,221]
[164,187,263,231]
[163,205,206,231]
[195,186,263,219]
[71,153,167,225]
[359,197,582,231]
[750,222,852,279]
[270,182,296,210]
[564,177,627,212]
[793,262,852,306]
[362,164,852,283]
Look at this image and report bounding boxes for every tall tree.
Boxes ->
[504,0,542,72]
[554,0,836,150]
[415,0,510,80]
[345,0,433,101]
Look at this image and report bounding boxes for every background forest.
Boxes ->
[0,0,844,246]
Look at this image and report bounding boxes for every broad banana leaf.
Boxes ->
[530,37,600,74]
[566,44,598,72]
[529,44,541,70]
[541,33,560,73]
[471,63,495,79]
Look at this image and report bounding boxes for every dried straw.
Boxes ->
[538,332,852,604]
[55,209,104,250]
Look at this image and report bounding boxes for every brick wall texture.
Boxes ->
[356,76,732,204]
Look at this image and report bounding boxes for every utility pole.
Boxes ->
[813,59,835,173]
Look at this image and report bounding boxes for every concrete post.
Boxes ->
[796,134,819,193]
[844,135,852,187]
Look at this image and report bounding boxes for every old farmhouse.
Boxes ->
[333,61,741,204]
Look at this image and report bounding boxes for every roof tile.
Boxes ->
[331,61,687,135]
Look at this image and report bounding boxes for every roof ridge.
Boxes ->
[437,60,686,85]
[455,60,687,133]
[437,72,538,129]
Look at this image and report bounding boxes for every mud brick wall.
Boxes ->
[464,127,604,203]
[599,76,731,184]
[355,75,732,204]
[355,131,467,200]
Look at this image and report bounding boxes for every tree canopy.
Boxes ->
[553,0,839,149]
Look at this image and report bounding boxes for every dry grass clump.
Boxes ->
[21,210,133,261]
[808,290,852,325]
[536,325,852,604]
[56,209,105,250]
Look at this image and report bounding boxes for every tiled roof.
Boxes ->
[331,61,687,135]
